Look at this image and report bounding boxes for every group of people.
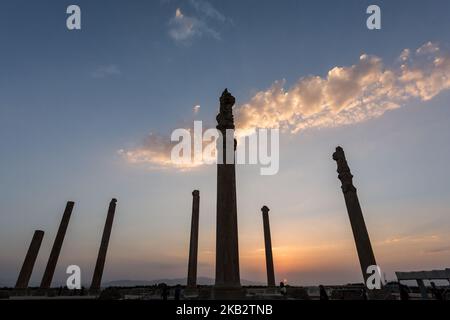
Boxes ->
[160,283,182,300]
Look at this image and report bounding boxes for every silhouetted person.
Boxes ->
[431,282,444,300]
[161,283,168,300]
[279,282,287,298]
[174,285,181,300]
[319,285,329,300]
[399,283,410,301]
[443,287,449,301]
[361,287,368,300]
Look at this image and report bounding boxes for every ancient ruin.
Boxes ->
[333,146,377,285]
[187,190,200,289]
[15,230,45,289]
[8,93,448,301]
[214,89,242,298]
[90,198,117,291]
[40,201,75,289]
[261,206,275,287]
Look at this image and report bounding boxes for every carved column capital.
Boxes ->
[216,88,236,131]
[333,146,356,193]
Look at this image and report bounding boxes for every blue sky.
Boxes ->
[1,0,450,287]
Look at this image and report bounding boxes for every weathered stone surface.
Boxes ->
[15,230,45,289]
[90,198,117,291]
[40,201,75,289]
[333,146,377,285]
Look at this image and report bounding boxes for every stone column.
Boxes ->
[40,201,75,289]
[214,89,242,298]
[333,146,377,285]
[90,198,117,291]
[261,206,275,287]
[187,190,200,288]
[15,230,45,289]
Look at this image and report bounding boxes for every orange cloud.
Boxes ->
[235,42,450,136]
[121,42,450,169]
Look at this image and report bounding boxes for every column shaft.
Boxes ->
[333,146,377,285]
[262,207,275,287]
[40,201,75,289]
[15,230,45,289]
[187,190,200,288]
[215,89,241,290]
[90,199,117,291]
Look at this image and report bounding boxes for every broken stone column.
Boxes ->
[261,206,275,287]
[187,190,200,289]
[333,146,377,285]
[90,198,117,291]
[214,89,242,298]
[40,201,75,289]
[15,230,45,289]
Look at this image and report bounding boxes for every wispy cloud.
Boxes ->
[378,234,440,245]
[118,133,179,169]
[168,7,220,43]
[235,41,450,136]
[121,42,450,169]
[118,128,214,170]
[167,1,229,43]
[424,245,450,254]
[91,65,121,79]
[188,0,228,23]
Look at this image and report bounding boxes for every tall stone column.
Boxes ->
[187,190,200,288]
[15,230,45,289]
[214,89,241,298]
[40,201,75,289]
[90,198,117,291]
[261,206,275,287]
[333,146,377,285]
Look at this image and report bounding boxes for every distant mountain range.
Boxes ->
[103,277,263,287]
[0,277,263,288]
